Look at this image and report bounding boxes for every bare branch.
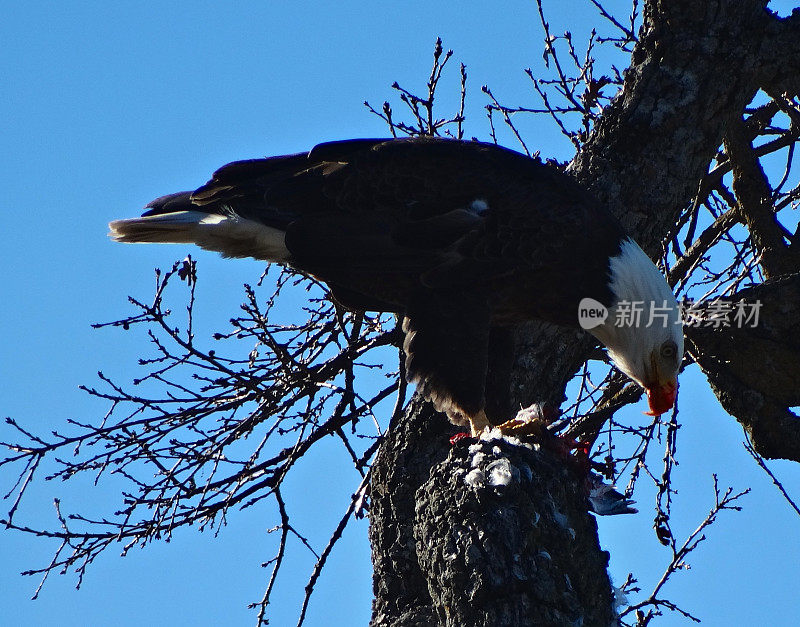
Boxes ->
[744,435,800,517]
[620,476,750,624]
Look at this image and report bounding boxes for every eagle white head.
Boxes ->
[588,238,684,415]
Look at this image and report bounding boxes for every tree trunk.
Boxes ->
[369,397,614,627]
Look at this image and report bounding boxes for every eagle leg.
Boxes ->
[402,289,492,432]
[468,410,492,437]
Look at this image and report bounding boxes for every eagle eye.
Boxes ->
[660,340,677,360]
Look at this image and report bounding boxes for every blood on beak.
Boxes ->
[644,380,678,416]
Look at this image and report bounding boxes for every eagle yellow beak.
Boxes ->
[644,380,678,416]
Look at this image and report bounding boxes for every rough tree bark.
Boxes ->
[370,399,615,626]
[370,2,800,625]
[686,274,800,459]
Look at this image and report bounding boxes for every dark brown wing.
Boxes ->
[182,138,621,308]
[125,137,628,428]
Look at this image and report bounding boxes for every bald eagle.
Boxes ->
[110,137,683,435]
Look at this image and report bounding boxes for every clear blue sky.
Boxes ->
[2,2,799,625]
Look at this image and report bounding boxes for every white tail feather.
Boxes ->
[109,211,291,261]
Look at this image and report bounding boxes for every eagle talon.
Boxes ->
[489,403,557,440]
[494,417,549,440]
